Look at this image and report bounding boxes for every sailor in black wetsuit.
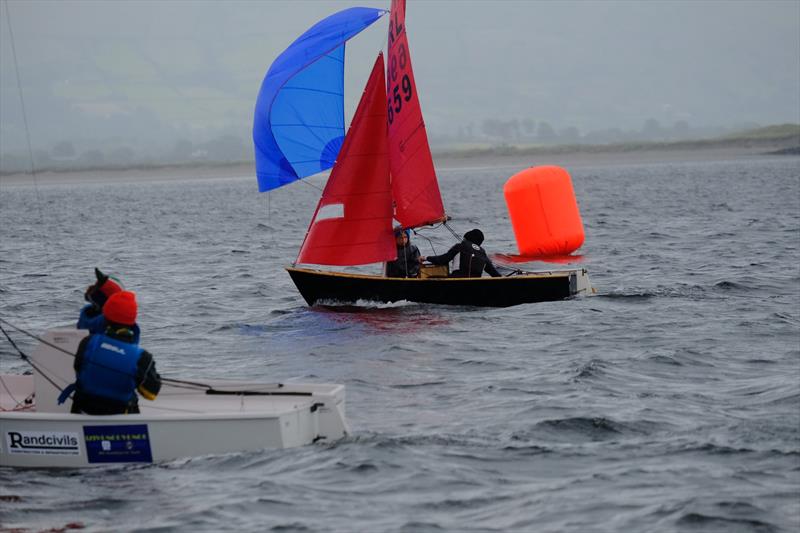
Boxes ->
[422,229,501,278]
[385,228,422,278]
[64,290,161,415]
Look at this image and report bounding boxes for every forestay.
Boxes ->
[252,7,386,192]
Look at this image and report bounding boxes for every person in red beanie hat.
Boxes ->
[77,268,140,343]
[66,289,161,415]
[103,290,138,326]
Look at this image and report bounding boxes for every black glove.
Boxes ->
[84,267,109,305]
[94,267,109,286]
[84,304,101,317]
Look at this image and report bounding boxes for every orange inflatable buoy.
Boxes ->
[503,166,585,256]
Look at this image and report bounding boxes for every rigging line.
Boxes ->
[158,377,221,389]
[295,175,326,192]
[0,374,31,411]
[0,321,298,400]
[0,321,278,400]
[442,221,463,242]
[412,229,439,257]
[266,190,273,248]
[3,0,43,222]
[0,317,214,390]
[158,381,284,394]
[205,389,311,397]
[441,221,516,273]
[157,381,216,392]
[412,223,458,257]
[0,322,65,394]
[0,317,79,360]
[492,259,524,274]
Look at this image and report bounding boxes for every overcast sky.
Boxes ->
[1,0,798,155]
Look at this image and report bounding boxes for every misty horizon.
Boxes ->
[1,0,798,170]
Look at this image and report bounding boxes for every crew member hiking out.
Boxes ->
[64,290,161,415]
[422,228,501,278]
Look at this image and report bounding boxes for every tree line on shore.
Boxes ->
[1,122,797,176]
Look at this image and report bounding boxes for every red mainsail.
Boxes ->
[386,0,446,229]
[297,54,396,266]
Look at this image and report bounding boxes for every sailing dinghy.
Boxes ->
[254,1,593,308]
[0,328,348,468]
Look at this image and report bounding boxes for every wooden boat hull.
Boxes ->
[286,267,592,307]
[0,329,349,468]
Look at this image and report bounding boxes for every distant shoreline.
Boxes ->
[1,137,797,187]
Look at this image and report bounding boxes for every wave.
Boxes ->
[419,493,513,511]
[596,278,774,301]
[314,298,418,309]
[269,522,314,532]
[666,441,799,457]
[770,311,800,325]
[398,521,446,532]
[713,280,752,292]
[675,512,778,532]
[391,381,448,389]
[596,284,710,300]
[443,357,512,369]
[533,416,623,436]
[512,416,665,443]
[351,432,497,450]
[647,354,683,366]
[572,359,608,380]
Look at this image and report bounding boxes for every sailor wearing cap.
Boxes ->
[64,290,161,415]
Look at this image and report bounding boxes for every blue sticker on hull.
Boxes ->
[83,424,152,463]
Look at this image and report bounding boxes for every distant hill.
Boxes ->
[433,124,800,159]
[2,123,798,177]
[721,123,800,141]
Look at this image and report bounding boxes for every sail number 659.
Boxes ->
[388,74,412,125]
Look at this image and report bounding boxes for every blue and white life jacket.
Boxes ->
[76,334,143,404]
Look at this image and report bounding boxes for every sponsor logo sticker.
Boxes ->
[99,342,126,355]
[83,425,152,464]
[5,430,81,455]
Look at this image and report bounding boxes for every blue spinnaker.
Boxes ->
[253,7,386,193]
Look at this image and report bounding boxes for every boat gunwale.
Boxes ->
[0,373,345,421]
[0,410,319,422]
[286,265,582,281]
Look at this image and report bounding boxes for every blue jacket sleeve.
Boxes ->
[77,304,104,332]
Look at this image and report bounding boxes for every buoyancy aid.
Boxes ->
[76,334,143,404]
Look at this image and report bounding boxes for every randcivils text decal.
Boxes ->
[5,430,81,455]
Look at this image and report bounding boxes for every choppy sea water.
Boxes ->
[1,155,798,532]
